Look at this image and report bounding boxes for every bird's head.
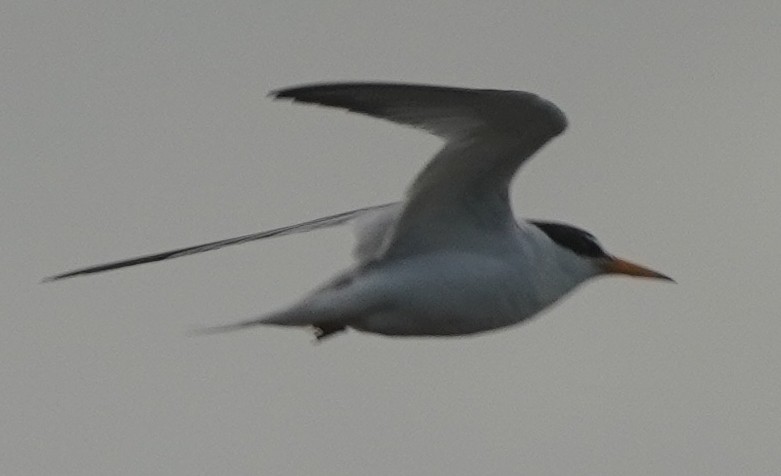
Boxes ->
[531,221,674,282]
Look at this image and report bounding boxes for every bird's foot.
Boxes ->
[312,322,346,342]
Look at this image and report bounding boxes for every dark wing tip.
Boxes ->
[269,81,473,105]
[40,250,183,283]
[41,266,112,283]
[270,82,362,102]
[271,81,388,97]
[269,82,406,119]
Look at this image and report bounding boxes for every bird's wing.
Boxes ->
[351,202,402,262]
[273,83,567,258]
[43,203,398,281]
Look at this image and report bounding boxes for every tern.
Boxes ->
[45,82,673,339]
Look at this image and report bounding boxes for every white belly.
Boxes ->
[347,251,580,336]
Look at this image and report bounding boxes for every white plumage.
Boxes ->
[45,83,672,339]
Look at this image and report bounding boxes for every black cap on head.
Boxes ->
[531,221,607,258]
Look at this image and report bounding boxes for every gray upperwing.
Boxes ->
[273,83,566,260]
[43,202,400,282]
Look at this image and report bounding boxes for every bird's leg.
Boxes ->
[312,322,346,342]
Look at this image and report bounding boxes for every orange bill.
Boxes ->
[601,257,674,282]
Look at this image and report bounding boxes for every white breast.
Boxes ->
[347,231,599,336]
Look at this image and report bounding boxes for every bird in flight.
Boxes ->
[45,82,673,340]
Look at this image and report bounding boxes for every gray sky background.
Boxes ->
[4,1,781,475]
